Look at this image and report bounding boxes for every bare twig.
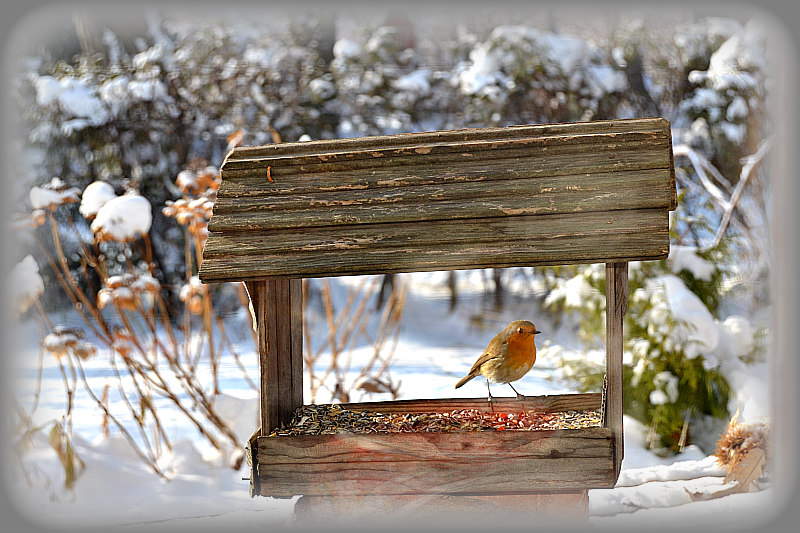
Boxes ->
[711,138,771,248]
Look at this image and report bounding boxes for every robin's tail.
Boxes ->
[454,374,475,389]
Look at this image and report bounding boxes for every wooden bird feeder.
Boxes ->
[198,117,677,519]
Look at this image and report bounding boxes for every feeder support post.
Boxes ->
[245,278,304,436]
[605,262,628,480]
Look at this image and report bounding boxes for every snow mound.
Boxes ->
[80,181,117,219]
[654,274,719,357]
[90,193,152,242]
[669,245,716,281]
[9,255,44,316]
[29,177,81,210]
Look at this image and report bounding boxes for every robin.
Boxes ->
[455,320,541,399]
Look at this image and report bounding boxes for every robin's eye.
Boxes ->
[517,327,524,334]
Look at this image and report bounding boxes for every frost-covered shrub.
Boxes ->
[329,25,440,136]
[677,18,767,178]
[541,198,768,453]
[543,257,736,453]
[455,25,629,125]
[17,17,330,300]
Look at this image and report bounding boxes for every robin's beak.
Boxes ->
[534,329,541,335]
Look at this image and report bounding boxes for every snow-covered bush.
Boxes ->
[456,25,629,125]
[542,201,765,453]
[10,164,251,484]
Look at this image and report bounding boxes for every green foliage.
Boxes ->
[543,205,737,453]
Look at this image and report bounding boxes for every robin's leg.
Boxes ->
[508,383,525,399]
[486,379,495,412]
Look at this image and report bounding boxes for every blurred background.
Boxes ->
[2,1,791,529]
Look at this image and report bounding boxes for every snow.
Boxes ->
[79,181,117,219]
[127,78,167,102]
[669,244,716,281]
[653,371,680,403]
[179,275,207,301]
[544,272,602,310]
[586,64,627,96]
[654,274,719,357]
[333,38,361,60]
[99,75,130,116]
[308,77,336,100]
[175,169,198,192]
[9,255,44,317]
[727,95,749,120]
[6,269,775,529]
[457,25,626,103]
[705,19,765,92]
[29,177,81,210]
[393,69,431,95]
[714,316,756,361]
[719,121,747,145]
[56,77,111,124]
[90,192,153,242]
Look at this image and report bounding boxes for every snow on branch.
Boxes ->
[673,139,771,250]
[712,138,771,248]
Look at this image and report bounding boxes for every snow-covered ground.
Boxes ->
[5,270,774,531]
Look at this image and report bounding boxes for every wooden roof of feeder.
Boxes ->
[199,117,676,283]
[198,117,677,499]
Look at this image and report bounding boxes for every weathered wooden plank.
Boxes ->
[209,170,671,232]
[605,263,628,481]
[222,131,668,174]
[245,279,303,435]
[201,211,667,281]
[258,428,612,464]
[258,460,613,496]
[213,168,671,216]
[204,209,667,259]
[246,429,261,498]
[226,117,670,162]
[254,428,614,496]
[339,393,601,414]
[219,146,669,197]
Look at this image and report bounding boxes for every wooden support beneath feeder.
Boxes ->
[606,262,628,479]
[244,278,303,435]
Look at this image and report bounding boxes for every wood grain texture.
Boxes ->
[219,146,668,197]
[199,118,675,283]
[339,393,602,414]
[249,394,613,497]
[209,169,671,231]
[201,209,668,281]
[605,263,628,481]
[225,117,670,161]
[245,279,303,435]
[221,132,667,175]
[255,427,614,496]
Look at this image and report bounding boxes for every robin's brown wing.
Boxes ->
[466,350,501,376]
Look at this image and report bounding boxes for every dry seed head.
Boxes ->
[714,408,770,469]
[43,327,95,360]
[29,177,82,211]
